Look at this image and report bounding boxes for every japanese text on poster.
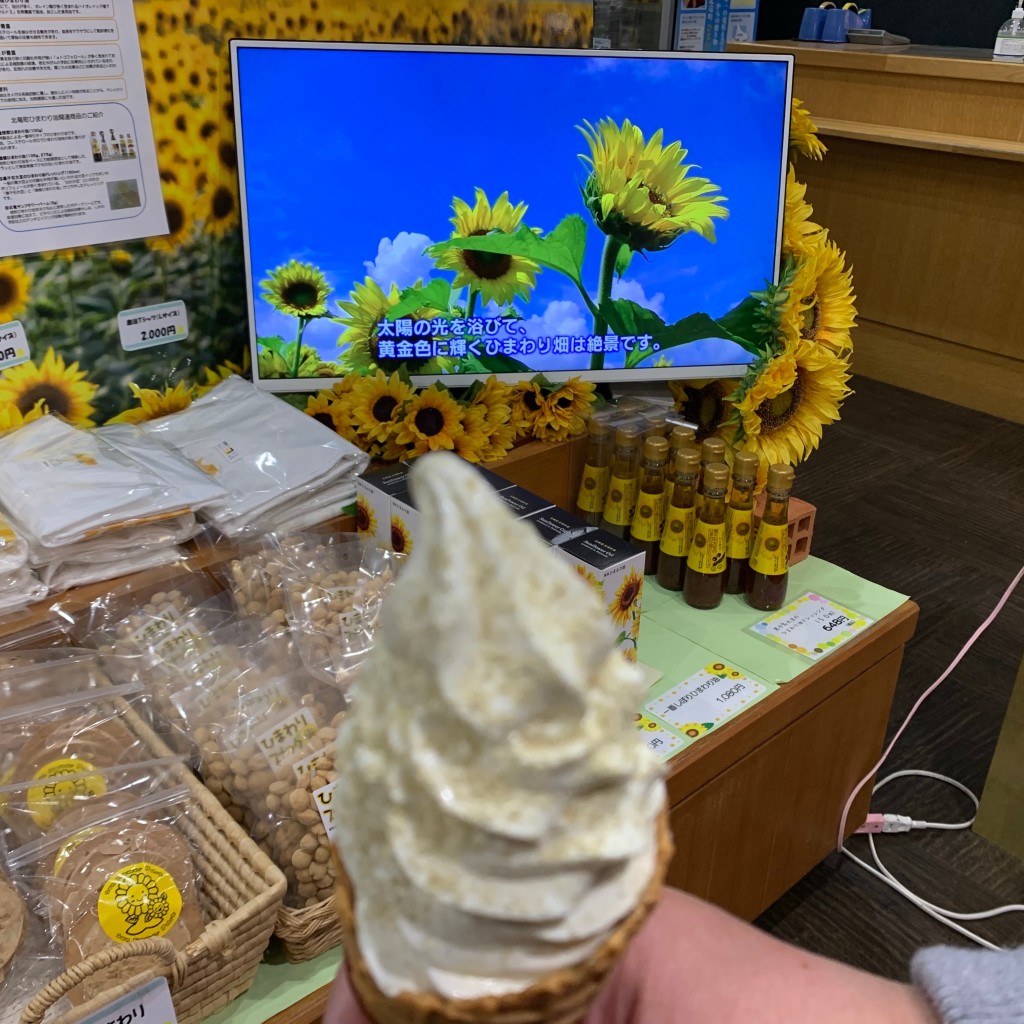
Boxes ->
[0,0,167,256]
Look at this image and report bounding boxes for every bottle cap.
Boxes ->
[670,425,697,450]
[732,451,760,482]
[642,436,669,461]
[587,416,612,440]
[614,425,641,448]
[642,412,667,436]
[700,437,726,463]
[766,464,795,493]
[674,449,701,475]
[703,462,729,492]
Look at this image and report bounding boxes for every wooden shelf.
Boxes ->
[814,116,1024,163]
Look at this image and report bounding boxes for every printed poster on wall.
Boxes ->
[0,0,167,257]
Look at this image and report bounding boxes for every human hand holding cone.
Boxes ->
[333,453,671,1024]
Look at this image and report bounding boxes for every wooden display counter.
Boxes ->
[731,40,1024,424]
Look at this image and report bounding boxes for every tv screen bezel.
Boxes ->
[230,40,795,391]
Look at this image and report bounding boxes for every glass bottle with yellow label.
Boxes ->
[630,436,669,575]
[600,425,641,539]
[575,417,613,527]
[684,462,729,610]
[664,425,697,508]
[657,448,700,592]
[746,464,795,611]
[696,436,727,513]
[724,450,760,595]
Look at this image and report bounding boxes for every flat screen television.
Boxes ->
[231,42,793,390]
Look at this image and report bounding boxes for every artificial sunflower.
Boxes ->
[535,378,596,441]
[0,349,98,427]
[334,278,453,376]
[393,384,464,457]
[354,494,377,538]
[608,569,643,628]
[785,237,856,354]
[790,98,827,161]
[667,379,738,442]
[433,188,539,306]
[727,339,851,466]
[349,370,415,444]
[468,376,517,460]
[578,117,728,253]
[147,181,193,252]
[782,165,823,259]
[0,258,32,322]
[451,404,491,464]
[390,515,414,557]
[304,391,349,434]
[107,381,195,424]
[509,380,545,435]
[261,260,331,319]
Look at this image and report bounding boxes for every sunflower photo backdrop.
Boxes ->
[0,0,592,428]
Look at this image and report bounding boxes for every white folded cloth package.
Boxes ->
[140,375,367,537]
[0,374,368,612]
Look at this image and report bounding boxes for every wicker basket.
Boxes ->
[275,896,344,963]
[18,703,287,1024]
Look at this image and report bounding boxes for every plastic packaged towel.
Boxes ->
[141,375,369,533]
[0,569,47,614]
[0,417,224,548]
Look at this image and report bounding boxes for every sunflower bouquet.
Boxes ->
[304,370,596,465]
[668,99,855,487]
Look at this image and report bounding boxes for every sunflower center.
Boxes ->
[523,390,540,412]
[757,371,805,433]
[462,230,513,281]
[0,273,15,307]
[683,384,723,442]
[312,412,334,430]
[17,384,69,417]
[556,394,573,408]
[414,406,445,436]
[355,502,370,532]
[211,186,234,220]
[166,200,185,236]
[281,281,320,311]
[619,579,641,608]
[371,395,399,423]
[801,298,821,340]
[644,183,668,209]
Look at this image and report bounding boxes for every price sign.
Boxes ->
[645,662,767,734]
[0,319,29,370]
[118,300,189,351]
[78,976,177,1024]
[748,592,873,661]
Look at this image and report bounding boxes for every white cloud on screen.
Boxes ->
[525,299,589,339]
[611,277,667,319]
[363,232,435,291]
[671,336,750,368]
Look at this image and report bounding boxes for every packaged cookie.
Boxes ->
[7,786,205,1007]
[0,648,110,714]
[0,755,186,848]
[0,874,25,986]
[0,683,158,798]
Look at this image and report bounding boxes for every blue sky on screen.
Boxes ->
[236,46,789,374]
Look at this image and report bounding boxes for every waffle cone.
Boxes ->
[334,808,673,1024]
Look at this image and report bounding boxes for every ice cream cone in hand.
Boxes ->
[332,453,671,1024]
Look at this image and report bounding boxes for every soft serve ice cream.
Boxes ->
[334,452,665,1000]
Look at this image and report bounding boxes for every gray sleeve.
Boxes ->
[911,946,1024,1023]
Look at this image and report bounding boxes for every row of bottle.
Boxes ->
[575,417,793,611]
[90,130,135,162]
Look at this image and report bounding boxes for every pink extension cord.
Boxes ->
[837,563,1024,851]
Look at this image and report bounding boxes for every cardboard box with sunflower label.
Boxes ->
[553,532,645,663]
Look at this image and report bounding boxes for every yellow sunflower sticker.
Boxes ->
[97,862,182,942]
